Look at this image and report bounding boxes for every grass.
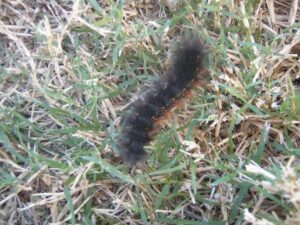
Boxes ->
[0,0,300,224]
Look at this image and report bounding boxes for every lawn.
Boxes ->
[0,0,300,224]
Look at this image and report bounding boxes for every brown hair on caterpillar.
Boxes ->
[117,36,209,165]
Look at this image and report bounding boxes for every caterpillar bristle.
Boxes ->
[117,36,208,165]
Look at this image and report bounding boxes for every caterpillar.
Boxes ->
[117,36,208,165]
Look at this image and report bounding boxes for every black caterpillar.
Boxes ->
[117,37,207,165]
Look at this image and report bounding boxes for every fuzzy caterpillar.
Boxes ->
[117,37,208,165]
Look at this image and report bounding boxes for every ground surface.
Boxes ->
[0,0,300,224]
